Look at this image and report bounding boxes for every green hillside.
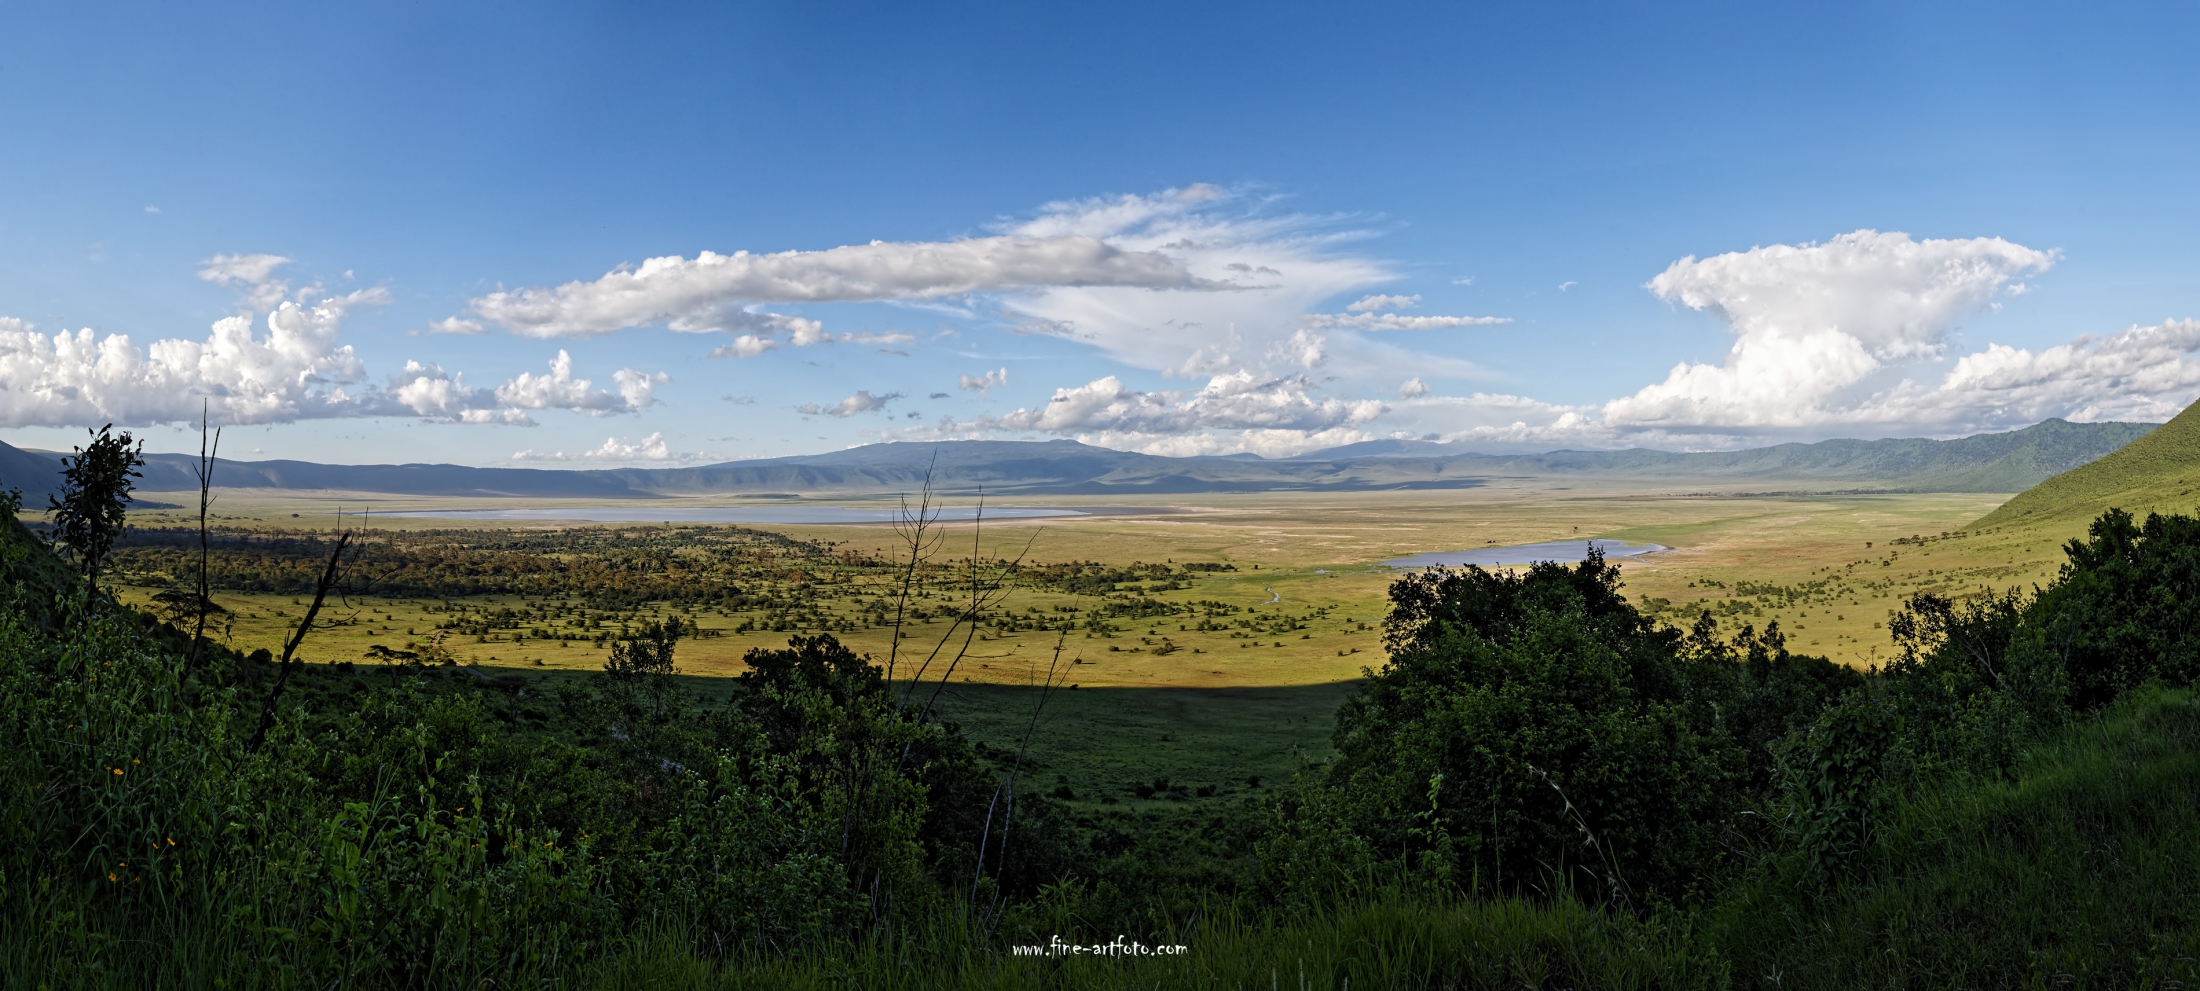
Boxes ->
[1977,401,2200,532]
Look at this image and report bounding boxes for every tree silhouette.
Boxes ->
[47,424,144,604]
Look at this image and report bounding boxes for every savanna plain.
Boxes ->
[111,484,2039,810]
[25,458,2200,990]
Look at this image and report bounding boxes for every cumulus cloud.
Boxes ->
[389,360,490,419]
[1073,426,1377,459]
[799,390,901,417]
[1852,319,2200,430]
[512,432,714,463]
[384,350,665,424]
[0,293,382,427]
[1399,377,1429,398]
[990,372,1383,436]
[1604,230,2056,430]
[958,367,1007,396]
[1385,230,2200,450]
[0,253,679,431]
[1347,294,1420,312]
[464,236,1209,339]
[492,350,665,416]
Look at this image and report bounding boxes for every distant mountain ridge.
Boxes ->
[0,418,2157,503]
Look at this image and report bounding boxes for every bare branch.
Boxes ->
[247,522,355,752]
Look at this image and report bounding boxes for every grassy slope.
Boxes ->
[1978,399,2200,533]
[593,690,2200,989]
[1724,688,2200,989]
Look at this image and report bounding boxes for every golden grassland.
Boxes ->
[108,482,2096,683]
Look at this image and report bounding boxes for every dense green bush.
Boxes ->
[1315,553,1839,906]
[2026,507,2200,707]
[15,505,2200,987]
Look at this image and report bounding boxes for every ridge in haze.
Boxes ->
[0,418,2158,503]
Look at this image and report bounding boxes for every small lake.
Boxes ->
[1383,539,1668,569]
[382,506,1090,524]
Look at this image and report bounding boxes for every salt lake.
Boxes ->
[383,506,1091,524]
[1383,539,1668,569]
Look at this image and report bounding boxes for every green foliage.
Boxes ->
[20,504,2200,985]
[1771,687,1900,882]
[606,617,686,680]
[46,424,144,599]
[1725,687,2200,989]
[2027,507,2200,706]
[1319,552,1766,906]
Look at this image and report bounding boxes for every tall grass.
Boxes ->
[16,505,2200,988]
[1722,686,2200,988]
[589,893,1720,991]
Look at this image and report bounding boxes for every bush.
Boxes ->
[1323,552,1755,906]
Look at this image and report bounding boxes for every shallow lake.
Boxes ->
[382,506,1090,524]
[1383,539,1668,569]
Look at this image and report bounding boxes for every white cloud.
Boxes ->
[491,350,664,416]
[1854,319,2200,430]
[997,188,1396,378]
[711,335,778,359]
[197,253,291,287]
[975,188,1502,436]
[0,254,674,431]
[1399,377,1429,398]
[992,372,1384,435]
[1302,311,1510,331]
[197,253,298,312]
[514,432,686,462]
[958,367,1008,396]
[1604,230,2057,431]
[1072,426,1377,459]
[390,360,494,420]
[0,292,382,427]
[1269,329,1328,369]
[389,351,664,424]
[428,317,486,335]
[1346,294,1420,312]
[465,237,1207,338]
[704,316,914,358]
[799,390,901,417]
[1386,231,2196,450]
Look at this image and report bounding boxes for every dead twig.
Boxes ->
[247,524,354,752]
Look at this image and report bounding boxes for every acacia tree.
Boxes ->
[47,424,145,604]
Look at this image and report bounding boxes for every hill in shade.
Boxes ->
[1361,418,2159,492]
[1976,402,2200,532]
[0,418,2161,502]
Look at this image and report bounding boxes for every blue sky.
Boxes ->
[2,0,2197,465]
